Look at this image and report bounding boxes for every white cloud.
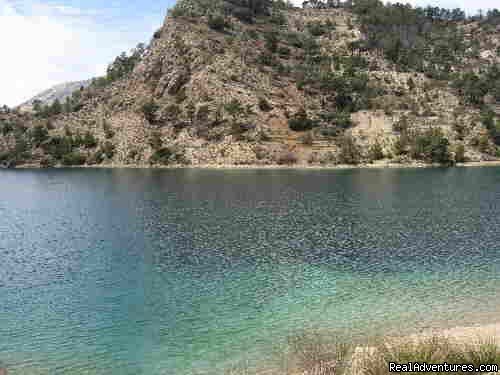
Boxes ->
[0,0,156,107]
[0,1,89,105]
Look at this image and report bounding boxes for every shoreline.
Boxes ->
[415,322,500,343]
[10,160,500,170]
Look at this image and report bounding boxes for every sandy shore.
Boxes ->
[11,160,500,170]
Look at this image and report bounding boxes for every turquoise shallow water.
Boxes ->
[1,168,500,374]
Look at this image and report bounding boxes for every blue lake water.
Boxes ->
[1,168,500,374]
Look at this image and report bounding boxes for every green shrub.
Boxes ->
[153,29,162,39]
[451,72,490,106]
[61,152,86,166]
[319,111,352,131]
[224,3,254,22]
[264,32,279,53]
[455,144,466,163]
[480,108,500,145]
[34,99,63,118]
[148,131,163,150]
[30,125,49,147]
[101,141,116,159]
[254,145,270,160]
[149,147,173,165]
[289,109,317,132]
[40,156,55,168]
[245,29,259,40]
[257,51,275,66]
[185,102,196,123]
[270,10,287,25]
[72,133,84,148]
[258,97,273,112]
[196,105,210,123]
[104,44,145,84]
[42,136,73,160]
[410,128,452,164]
[1,121,14,136]
[481,108,495,129]
[103,121,115,139]
[142,100,159,123]
[285,32,304,48]
[333,112,353,129]
[86,150,105,165]
[0,150,14,164]
[163,104,182,120]
[369,141,385,161]
[407,77,416,91]
[306,20,329,36]
[128,149,139,160]
[169,6,189,18]
[338,135,361,164]
[320,126,340,138]
[208,14,227,31]
[343,55,369,70]
[278,46,291,59]
[224,99,244,122]
[393,115,409,133]
[477,134,491,153]
[83,131,98,148]
[13,133,29,156]
[394,132,410,156]
[317,71,371,113]
[175,87,188,103]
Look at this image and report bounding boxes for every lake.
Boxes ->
[1,168,500,374]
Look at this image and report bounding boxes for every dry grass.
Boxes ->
[286,332,352,375]
[225,334,500,375]
[360,336,500,375]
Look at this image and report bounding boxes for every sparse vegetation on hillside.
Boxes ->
[169,0,278,22]
[2,0,499,168]
[452,66,500,106]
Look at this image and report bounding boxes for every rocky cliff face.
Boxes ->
[1,3,499,168]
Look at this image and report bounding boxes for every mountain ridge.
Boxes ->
[18,80,92,112]
[1,0,499,168]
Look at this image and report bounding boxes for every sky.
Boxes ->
[0,0,498,107]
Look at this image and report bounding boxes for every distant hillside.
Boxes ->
[18,80,92,111]
[1,0,500,168]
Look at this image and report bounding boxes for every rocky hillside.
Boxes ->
[18,80,91,112]
[1,0,499,168]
